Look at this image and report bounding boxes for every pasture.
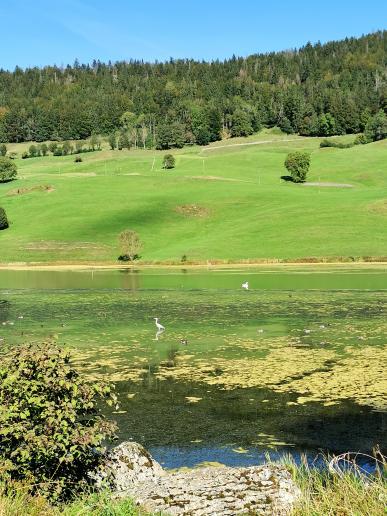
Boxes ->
[1,129,386,263]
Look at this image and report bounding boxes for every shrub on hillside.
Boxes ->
[74,156,83,162]
[41,143,48,156]
[75,141,84,154]
[354,134,370,145]
[0,207,9,230]
[0,157,17,182]
[162,153,175,169]
[118,229,142,261]
[0,342,118,501]
[320,139,354,149]
[62,141,72,155]
[28,144,38,157]
[284,151,311,183]
[0,144,7,156]
[48,142,58,154]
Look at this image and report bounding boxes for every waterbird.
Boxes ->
[180,338,188,345]
[242,281,249,290]
[154,318,165,331]
[304,329,311,334]
[257,329,264,334]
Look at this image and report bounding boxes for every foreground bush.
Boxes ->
[0,156,17,182]
[0,342,118,501]
[284,151,311,183]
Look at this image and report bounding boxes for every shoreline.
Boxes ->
[1,260,387,272]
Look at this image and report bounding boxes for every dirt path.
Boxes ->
[201,138,298,152]
[303,182,353,188]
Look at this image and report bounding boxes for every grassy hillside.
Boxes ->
[1,130,386,264]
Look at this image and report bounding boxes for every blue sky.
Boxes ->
[1,0,386,69]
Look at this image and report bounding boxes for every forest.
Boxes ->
[0,31,386,147]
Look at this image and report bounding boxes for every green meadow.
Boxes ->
[1,129,386,264]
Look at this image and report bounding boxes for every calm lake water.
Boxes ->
[0,266,386,469]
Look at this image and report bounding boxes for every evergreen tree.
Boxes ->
[0,207,8,230]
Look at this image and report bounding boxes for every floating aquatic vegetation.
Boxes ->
[1,282,386,457]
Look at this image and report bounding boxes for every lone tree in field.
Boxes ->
[0,143,7,156]
[163,153,175,169]
[0,156,17,182]
[0,342,117,501]
[118,229,142,261]
[284,151,311,183]
[0,207,8,230]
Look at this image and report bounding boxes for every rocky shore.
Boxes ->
[95,442,300,515]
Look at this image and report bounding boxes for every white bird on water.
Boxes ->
[154,318,165,331]
[242,281,249,290]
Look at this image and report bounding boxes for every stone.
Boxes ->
[94,442,300,515]
[92,441,164,494]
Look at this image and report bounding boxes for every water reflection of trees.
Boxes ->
[118,268,140,290]
[0,299,11,323]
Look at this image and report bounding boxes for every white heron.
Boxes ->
[154,318,165,331]
[242,281,249,290]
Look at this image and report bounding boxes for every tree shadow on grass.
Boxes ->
[280,175,294,182]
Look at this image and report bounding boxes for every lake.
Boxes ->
[0,266,386,469]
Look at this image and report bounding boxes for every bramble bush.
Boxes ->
[0,342,118,501]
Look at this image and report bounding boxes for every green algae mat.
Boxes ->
[0,267,386,468]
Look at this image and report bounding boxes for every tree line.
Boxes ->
[0,31,386,148]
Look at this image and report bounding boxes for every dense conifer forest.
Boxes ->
[0,31,386,147]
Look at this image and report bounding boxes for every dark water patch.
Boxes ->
[106,377,386,463]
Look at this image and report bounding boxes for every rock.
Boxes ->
[92,442,164,494]
[94,442,300,515]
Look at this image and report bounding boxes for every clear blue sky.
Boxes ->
[1,0,386,70]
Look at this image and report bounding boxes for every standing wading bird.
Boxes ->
[242,281,249,290]
[154,318,165,331]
